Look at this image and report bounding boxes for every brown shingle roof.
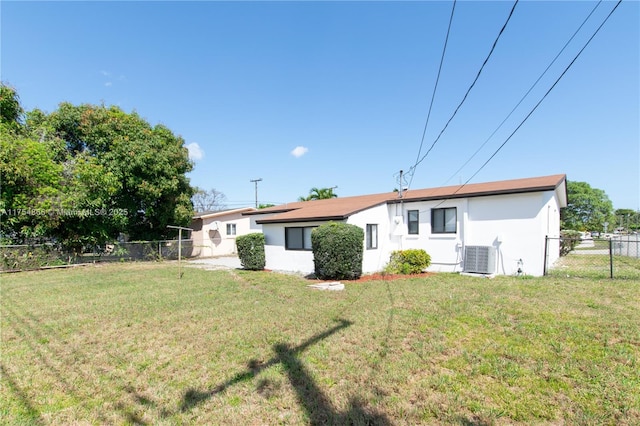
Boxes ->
[252,174,566,224]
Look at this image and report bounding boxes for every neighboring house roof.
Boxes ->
[251,174,567,225]
[193,207,256,220]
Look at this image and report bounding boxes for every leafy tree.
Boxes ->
[43,103,195,240]
[561,181,614,232]
[0,83,23,131]
[298,187,338,201]
[0,86,196,246]
[615,208,640,231]
[0,127,62,243]
[192,187,227,212]
[258,203,275,209]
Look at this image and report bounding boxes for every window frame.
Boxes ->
[285,226,315,251]
[226,223,237,236]
[407,210,419,235]
[366,224,378,250]
[431,207,457,234]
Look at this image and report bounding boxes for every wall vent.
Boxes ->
[464,246,496,274]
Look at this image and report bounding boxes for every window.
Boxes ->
[285,227,314,250]
[408,210,419,235]
[431,207,457,234]
[366,224,378,249]
[226,223,236,236]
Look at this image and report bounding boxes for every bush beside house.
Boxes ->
[236,233,265,270]
[311,222,364,280]
[384,249,431,275]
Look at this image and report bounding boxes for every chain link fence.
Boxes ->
[1,240,200,272]
[545,235,640,279]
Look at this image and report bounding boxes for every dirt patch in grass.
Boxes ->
[313,271,434,283]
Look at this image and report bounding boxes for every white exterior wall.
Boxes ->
[262,221,330,275]
[383,191,560,276]
[465,191,559,276]
[192,212,258,257]
[389,199,466,273]
[347,203,393,273]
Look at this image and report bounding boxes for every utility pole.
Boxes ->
[250,178,262,208]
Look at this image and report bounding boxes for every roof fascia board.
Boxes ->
[194,207,255,220]
[389,185,561,205]
[256,215,348,225]
[243,208,298,216]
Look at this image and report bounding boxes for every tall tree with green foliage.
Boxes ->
[0,127,62,243]
[43,102,195,241]
[298,187,338,201]
[561,181,614,232]
[0,83,23,131]
[0,83,195,247]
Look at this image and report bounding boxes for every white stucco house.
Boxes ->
[244,174,567,277]
[190,207,261,257]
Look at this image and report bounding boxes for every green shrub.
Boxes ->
[559,230,582,256]
[236,233,265,270]
[311,222,364,280]
[384,249,431,275]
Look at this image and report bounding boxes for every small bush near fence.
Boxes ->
[1,244,66,271]
[559,230,582,256]
[384,249,431,275]
[0,240,196,272]
[236,233,266,271]
[311,222,364,280]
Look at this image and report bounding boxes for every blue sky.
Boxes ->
[2,1,638,210]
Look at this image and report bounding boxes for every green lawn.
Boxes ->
[1,263,639,425]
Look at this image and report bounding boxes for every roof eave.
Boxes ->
[256,215,348,225]
[390,185,563,204]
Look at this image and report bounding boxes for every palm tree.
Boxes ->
[298,187,338,201]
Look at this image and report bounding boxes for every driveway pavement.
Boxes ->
[187,256,242,270]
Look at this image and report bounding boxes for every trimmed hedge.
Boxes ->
[384,249,431,275]
[236,233,265,270]
[311,222,364,280]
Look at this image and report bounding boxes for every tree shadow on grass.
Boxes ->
[0,363,43,425]
[180,318,390,425]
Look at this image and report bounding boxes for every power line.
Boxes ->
[432,0,622,208]
[407,0,519,183]
[408,0,457,190]
[441,0,604,186]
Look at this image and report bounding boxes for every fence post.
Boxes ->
[543,235,549,276]
[609,238,613,279]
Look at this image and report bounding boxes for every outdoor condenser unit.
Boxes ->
[464,246,496,274]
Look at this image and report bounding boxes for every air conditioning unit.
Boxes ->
[464,246,496,274]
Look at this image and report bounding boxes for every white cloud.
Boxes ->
[104,81,113,87]
[291,146,309,158]
[187,142,205,161]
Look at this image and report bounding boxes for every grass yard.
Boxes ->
[1,263,639,425]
